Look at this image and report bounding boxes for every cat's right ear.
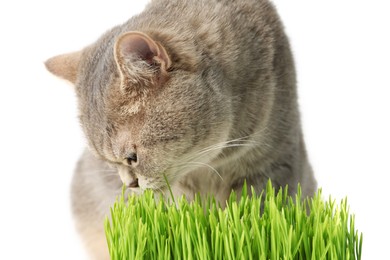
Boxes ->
[44,51,82,84]
[114,32,172,89]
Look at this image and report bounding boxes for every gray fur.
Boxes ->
[46,0,316,258]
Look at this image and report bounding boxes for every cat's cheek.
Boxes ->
[137,176,149,190]
[137,176,162,191]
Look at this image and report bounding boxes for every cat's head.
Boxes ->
[46,30,232,192]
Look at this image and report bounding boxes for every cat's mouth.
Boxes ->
[128,178,139,188]
[123,184,169,201]
[123,176,168,193]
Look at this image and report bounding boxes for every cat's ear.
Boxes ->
[114,31,171,88]
[45,51,82,84]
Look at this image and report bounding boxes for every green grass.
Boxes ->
[105,181,362,259]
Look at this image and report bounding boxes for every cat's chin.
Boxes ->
[123,186,143,198]
[124,184,168,196]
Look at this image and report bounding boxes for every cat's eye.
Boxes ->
[125,153,138,166]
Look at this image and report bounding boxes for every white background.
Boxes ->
[0,0,389,259]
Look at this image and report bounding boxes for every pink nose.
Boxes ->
[128,178,139,188]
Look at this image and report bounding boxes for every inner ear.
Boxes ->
[120,34,156,64]
[114,31,171,71]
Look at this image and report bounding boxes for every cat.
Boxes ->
[45,0,316,259]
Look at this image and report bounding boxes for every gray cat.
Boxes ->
[45,0,316,258]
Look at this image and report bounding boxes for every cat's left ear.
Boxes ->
[45,51,82,84]
[114,31,172,87]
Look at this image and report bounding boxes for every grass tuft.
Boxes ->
[105,181,362,259]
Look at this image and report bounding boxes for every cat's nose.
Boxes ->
[126,152,138,166]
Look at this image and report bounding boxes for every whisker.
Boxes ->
[171,161,224,181]
[183,131,267,161]
[158,131,271,192]
[177,142,258,168]
[196,142,257,156]
[98,172,118,176]
[90,170,117,174]
[98,172,119,179]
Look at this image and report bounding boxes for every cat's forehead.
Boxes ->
[80,44,117,85]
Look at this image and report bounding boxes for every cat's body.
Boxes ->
[46,0,316,259]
